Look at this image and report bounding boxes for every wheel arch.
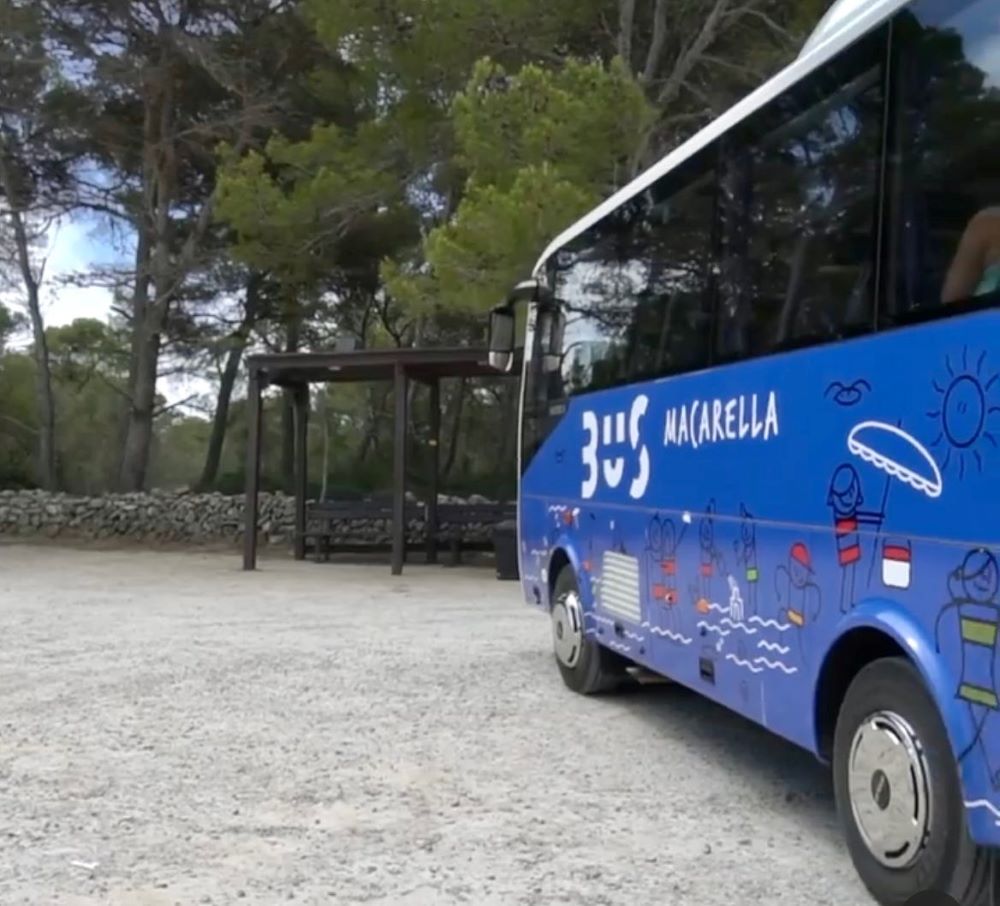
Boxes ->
[813,602,965,767]
[546,538,590,608]
[814,626,908,762]
[547,548,571,605]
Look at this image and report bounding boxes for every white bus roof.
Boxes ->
[533,0,909,276]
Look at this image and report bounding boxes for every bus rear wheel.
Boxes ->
[551,567,628,695]
[833,657,997,906]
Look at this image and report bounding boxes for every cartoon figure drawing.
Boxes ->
[827,465,887,613]
[728,576,744,624]
[840,419,944,593]
[695,500,725,614]
[646,514,686,606]
[775,542,822,662]
[733,504,759,617]
[936,549,1000,790]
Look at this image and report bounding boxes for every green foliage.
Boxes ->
[215,123,407,287]
[0,302,25,352]
[303,0,605,97]
[0,319,127,492]
[387,58,652,316]
[150,416,213,490]
[454,57,651,191]
[0,351,36,487]
[387,166,593,317]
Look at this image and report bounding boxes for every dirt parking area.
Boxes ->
[0,545,871,905]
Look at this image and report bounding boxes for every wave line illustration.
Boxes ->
[758,640,791,655]
[698,622,730,638]
[720,617,759,636]
[966,800,1000,826]
[648,626,693,645]
[725,654,764,674]
[753,657,798,674]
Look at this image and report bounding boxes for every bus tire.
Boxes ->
[833,657,997,906]
[550,567,627,695]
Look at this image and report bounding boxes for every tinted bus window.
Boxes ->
[550,153,717,400]
[718,29,887,360]
[630,162,717,380]
[550,197,647,398]
[884,0,1000,325]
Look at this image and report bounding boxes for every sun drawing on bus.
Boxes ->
[928,349,1000,479]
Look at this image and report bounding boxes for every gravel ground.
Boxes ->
[0,545,872,906]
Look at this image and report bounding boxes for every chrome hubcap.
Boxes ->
[551,590,583,668]
[847,711,932,869]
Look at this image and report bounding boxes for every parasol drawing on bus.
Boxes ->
[847,421,944,500]
[830,420,943,611]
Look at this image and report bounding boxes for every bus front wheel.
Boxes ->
[833,657,997,906]
[551,567,628,695]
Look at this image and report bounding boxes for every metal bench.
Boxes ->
[304,500,422,561]
[302,500,516,566]
[435,503,516,566]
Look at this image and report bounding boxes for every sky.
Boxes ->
[40,218,117,327]
[5,216,211,410]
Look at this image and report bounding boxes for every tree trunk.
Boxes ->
[353,384,391,468]
[441,379,467,481]
[280,309,301,493]
[0,144,57,491]
[618,0,636,66]
[117,224,164,492]
[318,388,330,500]
[23,270,56,491]
[118,66,175,492]
[196,273,262,491]
[13,214,56,491]
[118,318,161,492]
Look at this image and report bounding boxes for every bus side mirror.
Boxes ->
[488,305,516,372]
[538,306,565,374]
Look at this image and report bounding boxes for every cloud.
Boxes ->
[40,219,116,328]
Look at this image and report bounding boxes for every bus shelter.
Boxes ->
[242,347,515,575]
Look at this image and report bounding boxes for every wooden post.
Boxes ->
[293,384,309,561]
[243,369,264,571]
[426,378,441,564]
[391,362,408,576]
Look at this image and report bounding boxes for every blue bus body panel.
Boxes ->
[519,309,1000,846]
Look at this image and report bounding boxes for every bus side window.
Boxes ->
[883,0,1000,324]
[717,28,887,360]
[640,156,716,377]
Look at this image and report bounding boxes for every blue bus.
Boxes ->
[488,0,1000,902]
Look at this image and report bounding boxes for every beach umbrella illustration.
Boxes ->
[848,421,944,500]
[848,420,943,586]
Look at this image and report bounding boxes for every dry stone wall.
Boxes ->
[0,490,500,547]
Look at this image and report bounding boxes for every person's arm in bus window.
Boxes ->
[941,211,992,304]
